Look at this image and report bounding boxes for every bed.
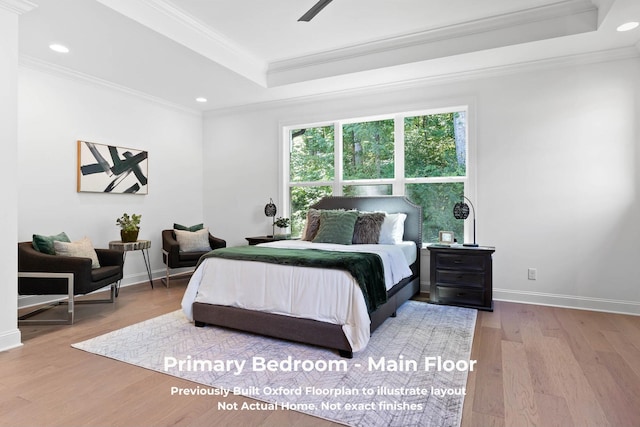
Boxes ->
[181,196,422,358]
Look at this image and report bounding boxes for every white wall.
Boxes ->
[17,67,205,289]
[0,7,22,352]
[203,55,640,314]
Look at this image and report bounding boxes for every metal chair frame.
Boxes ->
[18,272,116,325]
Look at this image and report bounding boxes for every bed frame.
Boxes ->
[192,196,422,358]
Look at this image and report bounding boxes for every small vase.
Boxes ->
[121,229,139,243]
[275,229,290,240]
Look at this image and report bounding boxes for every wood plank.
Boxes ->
[501,341,540,426]
[536,305,565,338]
[497,302,523,343]
[519,305,564,397]
[471,326,505,417]
[601,329,640,379]
[545,337,610,427]
[533,392,573,427]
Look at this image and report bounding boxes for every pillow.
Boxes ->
[174,228,212,252]
[352,212,386,244]
[32,232,71,255]
[301,209,322,241]
[173,223,204,232]
[53,237,101,269]
[313,210,359,245]
[379,213,407,244]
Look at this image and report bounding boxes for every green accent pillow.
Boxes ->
[313,210,359,245]
[173,223,204,232]
[32,232,71,255]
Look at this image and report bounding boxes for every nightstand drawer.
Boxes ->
[435,270,484,288]
[435,253,486,271]
[435,286,484,307]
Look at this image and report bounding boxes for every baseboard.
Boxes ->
[0,328,22,352]
[494,288,640,316]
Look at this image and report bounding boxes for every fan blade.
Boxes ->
[298,0,333,22]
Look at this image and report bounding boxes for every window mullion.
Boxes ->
[335,121,343,195]
[394,114,405,195]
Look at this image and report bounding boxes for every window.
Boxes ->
[284,108,471,244]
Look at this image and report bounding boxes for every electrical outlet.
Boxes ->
[528,268,537,280]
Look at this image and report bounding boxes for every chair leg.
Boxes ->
[18,272,75,325]
[161,264,171,288]
[18,273,116,325]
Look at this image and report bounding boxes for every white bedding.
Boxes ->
[181,241,414,352]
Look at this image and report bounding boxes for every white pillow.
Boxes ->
[54,237,101,269]
[174,227,212,252]
[379,213,407,244]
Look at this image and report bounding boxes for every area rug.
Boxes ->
[72,301,476,427]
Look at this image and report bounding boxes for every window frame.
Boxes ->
[280,104,476,246]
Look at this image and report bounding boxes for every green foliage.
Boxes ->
[343,120,394,180]
[343,184,392,197]
[290,126,335,182]
[406,183,464,243]
[290,186,332,237]
[274,217,290,229]
[404,112,466,178]
[116,213,141,231]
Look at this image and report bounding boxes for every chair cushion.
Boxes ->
[179,251,207,262]
[174,228,212,252]
[54,237,101,268]
[91,265,122,282]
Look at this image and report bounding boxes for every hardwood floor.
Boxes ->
[2,281,639,427]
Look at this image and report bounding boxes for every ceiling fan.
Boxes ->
[298,0,334,22]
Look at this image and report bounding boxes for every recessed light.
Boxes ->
[196,97,207,103]
[49,44,70,53]
[617,22,639,32]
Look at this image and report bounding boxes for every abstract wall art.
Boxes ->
[77,140,148,194]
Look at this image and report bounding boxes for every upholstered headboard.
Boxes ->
[311,196,423,252]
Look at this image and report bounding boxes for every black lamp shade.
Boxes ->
[453,202,470,220]
[264,199,277,217]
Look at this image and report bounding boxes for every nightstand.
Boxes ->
[427,244,495,311]
[245,236,276,245]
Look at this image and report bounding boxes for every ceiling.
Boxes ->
[14,0,640,112]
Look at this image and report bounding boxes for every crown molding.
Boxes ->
[19,55,202,117]
[0,0,37,14]
[96,0,267,86]
[206,46,638,117]
[266,0,598,86]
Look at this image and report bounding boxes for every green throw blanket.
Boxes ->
[199,246,387,313]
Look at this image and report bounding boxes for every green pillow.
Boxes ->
[174,223,204,232]
[32,232,71,255]
[313,210,359,245]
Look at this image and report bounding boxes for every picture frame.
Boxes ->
[438,231,455,245]
[77,140,148,194]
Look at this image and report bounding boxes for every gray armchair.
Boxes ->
[18,241,124,324]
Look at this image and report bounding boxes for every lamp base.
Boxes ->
[463,243,479,247]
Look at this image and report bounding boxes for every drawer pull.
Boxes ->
[457,292,465,297]
[453,260,463,264]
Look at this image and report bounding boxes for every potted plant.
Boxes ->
[274,217,290,239]
[116,213,141,243]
